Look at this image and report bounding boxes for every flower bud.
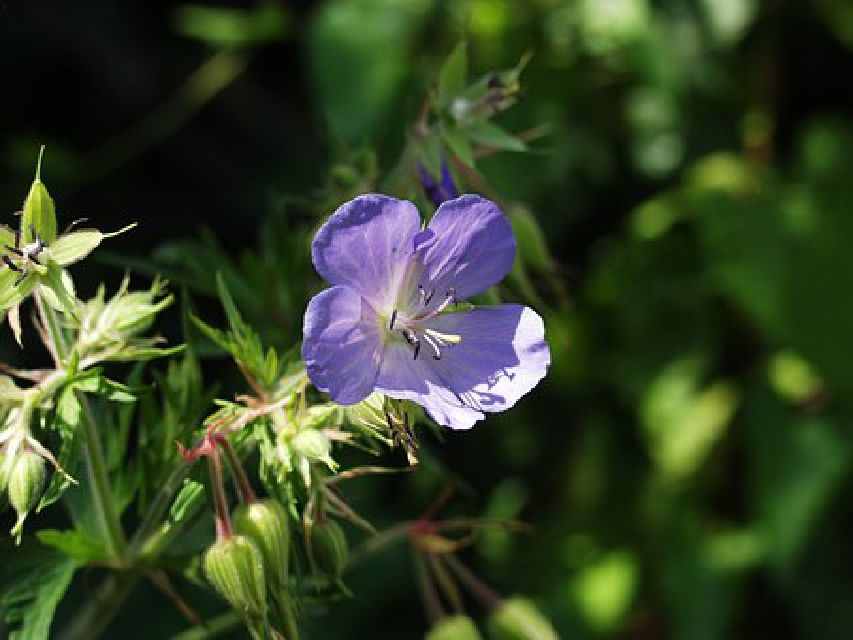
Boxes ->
[487,597,558,640]
[309,519,348,578]
[233,499,290,589]
[203,535,268,620]
[290,428,334,467]
[426,615,483,640]
[9,450,46,541]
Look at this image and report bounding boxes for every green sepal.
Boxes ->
[441,126,475,168]
[21,148,58,245]
[233,499,291,589]
[44,261,77,317]
[203,534,268,621]
[466,121,527,152]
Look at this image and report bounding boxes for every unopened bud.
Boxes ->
[9,450,46,541]
[233,499,290,589]
[487,597,559,640]
[426,615,483,640]
[309,519,348,578]
[203,535,267,620]
[290,428,334,467]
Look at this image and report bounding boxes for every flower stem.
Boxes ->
[36,291,128,560]
[220,436,256,504]
[207,443,232,539]
[443,554,502,611]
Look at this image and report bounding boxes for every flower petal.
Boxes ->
[418,195,515,299]
[312,194,422,309]
[376,342,485,429]
[376,305,549,429]
[302,286,382,404]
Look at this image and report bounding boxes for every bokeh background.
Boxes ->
[3,0,853,638]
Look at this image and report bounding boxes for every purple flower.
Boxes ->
[302,194,550,430]
[417,160,459,207]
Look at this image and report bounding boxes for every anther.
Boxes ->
[389,309,397,330]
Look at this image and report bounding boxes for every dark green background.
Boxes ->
[3,1,853,638]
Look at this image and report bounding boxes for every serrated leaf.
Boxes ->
[466,120,527,152]
[0,548,75,640]
[441,126,475,168]
[36,530,105,564]
[438,42,468,109]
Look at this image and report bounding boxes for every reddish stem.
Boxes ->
[207,443,232,540]
[219,436,257,504]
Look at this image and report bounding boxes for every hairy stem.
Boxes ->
[208,445,232,539]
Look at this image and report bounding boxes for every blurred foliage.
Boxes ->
[2,0,853,639]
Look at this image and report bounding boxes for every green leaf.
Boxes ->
[309,0,434,142]
[48,230,103,266]
[43,262,76,317]
[57,385,81,426]
[509,206,554,272]
[170,479,206,524]
[437,42,468,109]
[441,126,475,168]
[466,120,527,152]
[21,148,57,245]
[0,544,76,640]
[36,530,106,564]
[37,270,75,313]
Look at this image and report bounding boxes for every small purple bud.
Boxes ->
[418,160,459,207]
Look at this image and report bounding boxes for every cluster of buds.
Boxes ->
[182,431,297,639]
[74,276,175,364]
[274,402,339,488]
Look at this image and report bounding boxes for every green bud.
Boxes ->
[309,519,348,578]
[203,535,268,620]
[487,597,559,640]
[290,428,334,467]
[233,499,290,589]
[426,615,483,640]
[22,149,57,245]
[9,451,46,541]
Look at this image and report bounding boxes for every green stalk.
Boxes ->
[36,291,127,560]
[57,570,140,640]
